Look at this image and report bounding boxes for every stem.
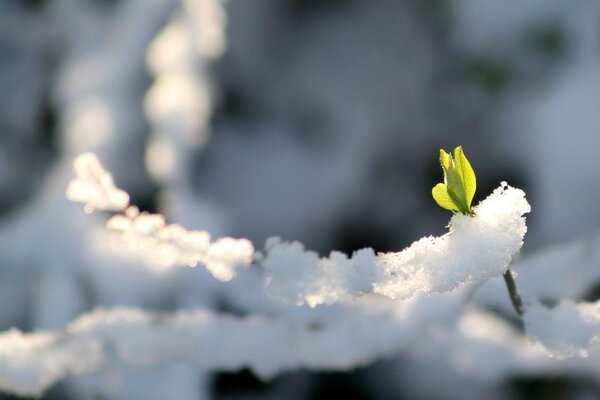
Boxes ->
[503,269,523,316]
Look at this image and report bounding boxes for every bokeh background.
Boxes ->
[1,0,600,399]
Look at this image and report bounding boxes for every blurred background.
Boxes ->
[1,0,600,399]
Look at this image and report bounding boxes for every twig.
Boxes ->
[503,269,523,316]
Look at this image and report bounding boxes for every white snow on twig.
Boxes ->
[67,153,254,281]
[263,183,531,307]
[107,206,253,281]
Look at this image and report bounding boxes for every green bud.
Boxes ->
[431,146,476,215]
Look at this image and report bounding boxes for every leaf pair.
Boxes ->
[432,146,476,215]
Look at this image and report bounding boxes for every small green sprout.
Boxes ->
[432,146,476,215]
[431,147,523,315]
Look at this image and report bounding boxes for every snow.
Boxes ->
[0,294,461,397]
[67,154,529,295]
[67,153,254,281]
[524,300,600,358]
[66,153,130,213]
[106,206,254,281]
[264,183,530,306]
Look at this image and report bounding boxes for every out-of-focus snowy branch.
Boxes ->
[474,232,600,317]
[524,300,600,358]
[65,153,130,213]
[144,0,225,187]
[66,153,253,281]
[0,295,459,397]
[263,183,531,306]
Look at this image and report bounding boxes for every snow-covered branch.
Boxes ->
[144,0,225,186]
[67,154,530,302]
[66,153,130,213]
[524,300,600,358]
[0,295,458,397]
[263,183,530,306]
[106,206,253,281]
[66,153,254,281]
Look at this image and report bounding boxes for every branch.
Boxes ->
[66,154,531,304]
[66,153,254,281]
[263,183,531,306]
[0,295,460,397]
[524,299,600,358]
[503,270,523,315]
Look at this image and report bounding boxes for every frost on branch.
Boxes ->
[263,183,530,307]
[66,153,130,213]
[67,153,254,281]
[524,300,600,358]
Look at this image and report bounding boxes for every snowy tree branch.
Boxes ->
[65,153,130,213]
[66,153,254,281]
[106,206,253,281]
[67,154,531,303]
[524,300,600,358]
[0,296,457,397]
[263,183,531,306]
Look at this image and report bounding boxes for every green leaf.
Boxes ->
[432,146,477,215]
[452,146,476,208]
[439,149,451,172]
[432,183,460,213]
